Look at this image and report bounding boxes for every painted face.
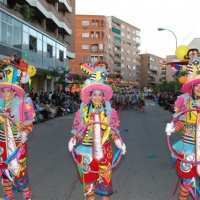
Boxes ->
[1,88,16,101]
[97,63,107,69]
[90,90,104,105]
[194,83,200,96]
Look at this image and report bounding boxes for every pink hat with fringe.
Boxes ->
[80,69,113,104]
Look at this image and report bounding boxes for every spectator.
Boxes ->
[35,100,49,120]
[29,41,35,51]
[47,49,51,57]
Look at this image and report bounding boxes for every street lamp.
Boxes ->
[158,28,177,49]
[158,28,178,93]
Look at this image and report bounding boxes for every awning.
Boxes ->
[114,44,121,48]
[112,19,121,25]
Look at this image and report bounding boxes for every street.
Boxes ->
[0,100,194,200]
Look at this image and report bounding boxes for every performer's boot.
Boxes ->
[1,179,14,200]
[85,184,95,200]
[179,182,189,200]
[102,195,110,200]
[22,186,33,200]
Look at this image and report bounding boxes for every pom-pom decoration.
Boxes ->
[21,71,30,84]
[175,45,189,61]
[178,76,188,84]
[27,65,37,77]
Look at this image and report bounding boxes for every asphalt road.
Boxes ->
[0,100,195,200]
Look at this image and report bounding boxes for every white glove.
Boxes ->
[115,139,126,155]
[68,138,76,152]
[21,131,28,144]
[165,122,175,136]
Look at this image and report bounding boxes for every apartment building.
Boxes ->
[106,16,141,83]
[69,15,114,75]
[140,54,164,88]
[187,38,200,50]
[0,0,75,92]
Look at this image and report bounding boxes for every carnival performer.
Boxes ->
[165,57,200,200]
[0,62,35,199]
[138,91,145,113]
[68,67,126,200]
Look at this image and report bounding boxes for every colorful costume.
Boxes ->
[0,57,35,200]
[68,63,126,200]
[166,57,200,199]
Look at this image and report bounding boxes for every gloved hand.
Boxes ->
[115,139,126,155]
[20,131,28,144]
[68,138,76,152]
[165,122,175,136]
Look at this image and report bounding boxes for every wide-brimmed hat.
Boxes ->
[0,65,25,98]
[182,58,200,95]
[80,68,113,104]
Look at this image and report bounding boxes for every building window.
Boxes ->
[121,48,124,52]
[47,44,52,57]
[59,50,63,62]
[114,36,121,43]
[127,50,130,54]
[136,30,140,36]
[149,56,155,62]
[82,32,89,37]
[1,21,12,46]
[121,64,124,68]
[127,35,130,39]
[82,21,89,27]
[133,37,136,41]
[29,36,37,52]
[127,27,131,32]
[82,56,89,61]
[121,24,125,29]
[127,57,130,61]
[91,44,98,52]
[91,32,94,38]
[82,44,89,49]
[91,56,98,63]
[136,37,140,43]
[133,59,136,63]
[68,68,73,72]
[121,32,125,37]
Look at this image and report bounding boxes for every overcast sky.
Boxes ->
[76,0,200,58]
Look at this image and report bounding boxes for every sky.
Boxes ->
[76,0,200,58]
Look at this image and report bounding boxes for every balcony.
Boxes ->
[27,0,72,34]
[0,2,69,45]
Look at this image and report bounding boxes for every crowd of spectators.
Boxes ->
[28,89,81,123]
[155,91,182,113]
[29,88,182,124]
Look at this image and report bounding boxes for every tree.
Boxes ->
[48,66,69,89]
[153,80,182,92]
[22,4,35,22]
[73,74,87,84]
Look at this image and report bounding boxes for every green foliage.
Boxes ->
[73,74,87,84]
[153,80,182,92]
[22,4,35,22]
